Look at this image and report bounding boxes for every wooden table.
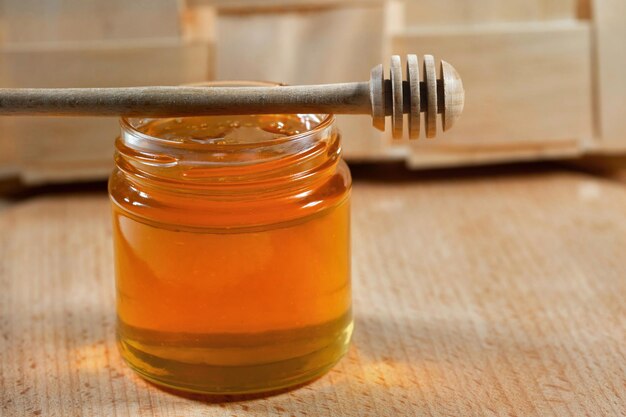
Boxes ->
[1,165,625,416]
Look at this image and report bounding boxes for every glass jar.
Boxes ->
[108,83,352,394]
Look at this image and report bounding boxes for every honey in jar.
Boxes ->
[108,91,352,394]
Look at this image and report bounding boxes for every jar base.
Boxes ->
[117,315,353,395]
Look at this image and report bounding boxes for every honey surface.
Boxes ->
[138,114,313,144]
[110,114,352,393]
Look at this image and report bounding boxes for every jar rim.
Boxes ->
[119,80,335,150]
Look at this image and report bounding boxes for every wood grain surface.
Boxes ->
[1,167,625,416]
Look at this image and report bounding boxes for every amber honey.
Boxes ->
[108,101,352,394]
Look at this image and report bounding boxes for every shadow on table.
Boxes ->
[0,161,586,201]
[143,312,492,408]
[0,178,107,201]
[145,380,318,404]
[349,161,574,183]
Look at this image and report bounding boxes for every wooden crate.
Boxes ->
[0,0,214,184]
[0,0,625,184]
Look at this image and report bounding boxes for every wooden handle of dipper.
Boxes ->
[0,54,464,139]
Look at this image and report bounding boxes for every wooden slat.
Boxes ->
[8,117,118,184]
[392,22,593,168]
[1,169,625,415]
[1,40,212,88]
[0,0,182,44]
[405,140,582,169]
[590,0,626,152]
[189,0,383,12]
[403,0,579,26]
[1,40,213,184]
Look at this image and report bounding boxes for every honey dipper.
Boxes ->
[0,54,464,139]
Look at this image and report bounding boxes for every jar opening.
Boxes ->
[118,112,336,175]
[120,113,333,150]
[120,80,334,153]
